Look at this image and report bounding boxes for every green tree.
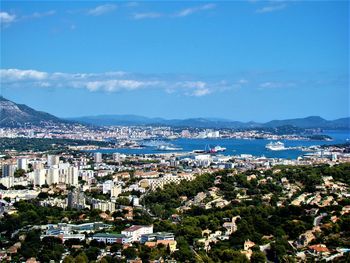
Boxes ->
[62,255,75,263]
[123,247,137,259]
[74,252,89,263]
[251,251,267,263]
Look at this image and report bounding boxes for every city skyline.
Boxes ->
[1,1,349,121]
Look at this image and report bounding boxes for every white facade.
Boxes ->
[94,152,102,163]
[0,176,14,188]
[47,167,59,185]
[102,180,113,194]
[17,158,28,171]
[133,197,140,207]
[111,184,122,198]
[1,164,16,178]
[47,155,60,167]
[91,200,116,213]
[34,169,46,186]
[121,225,153,242]
[66,167,79,186]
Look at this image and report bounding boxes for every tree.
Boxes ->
[62,255,75,263]
[14,168,26,178]
[123,247,137,259]
[173,237,194,262]
[251,251,267,263]
[110,243,123,252]
[75,252,89,263]
[85,247,100,261]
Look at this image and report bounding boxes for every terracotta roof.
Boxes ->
[309,244,330,253]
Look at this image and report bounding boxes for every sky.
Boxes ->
[0,0,349,122]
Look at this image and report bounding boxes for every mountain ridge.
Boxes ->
[0,96,69,127]
[1,97,349,129]
[68,114,350,129]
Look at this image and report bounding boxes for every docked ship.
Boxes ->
[265,141,286,151]
[206,145,227,153]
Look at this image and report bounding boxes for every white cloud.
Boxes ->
[87,4,117,16]
[83,79,161,92]
[1,10,56,27]
[256,4,286,13]
[0,69,48,81]
[133,12,162,20]
[178,81,207,89]
[175,3,216,17]
[259,81,295,89]
[24,10,56,19]
[192,88,211,97]
[0,68,235,97]
[0,12,16,25]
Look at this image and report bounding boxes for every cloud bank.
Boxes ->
[0,68,239,97]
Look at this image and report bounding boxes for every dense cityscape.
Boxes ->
[1,0,349,262]
[0,120,350,262]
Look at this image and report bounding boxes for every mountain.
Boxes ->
[263,116,350,129]
[71,115,164,126]
[1,97,349,129]
[68,114,350,129]
[68,115,257,128]
[0,97,68,127]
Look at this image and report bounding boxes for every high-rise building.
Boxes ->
[67,188,86,210]
[102,180,113,194]
[47,167,59,185]
[2,164,16,178]
[94,152,102,163]
[17,158,28,171]
[66,167,79,186]
[32,161,44,170]
[34,169,46,186]
[47,155,60,167]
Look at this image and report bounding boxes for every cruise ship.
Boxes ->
[209,145,227,153]
[265,141,286,151]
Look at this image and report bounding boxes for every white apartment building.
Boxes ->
[121,225,153,242]
[47,167,59,185]
[94,152,102,163]
[47,155,60,167]
[17,158,28,171]
[34,169,46,186]
[1,164,16,178]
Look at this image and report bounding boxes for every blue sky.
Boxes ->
[0,0,348,121]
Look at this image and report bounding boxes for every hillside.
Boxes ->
[0,97,67,127]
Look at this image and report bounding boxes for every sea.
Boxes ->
[89,130,350,160]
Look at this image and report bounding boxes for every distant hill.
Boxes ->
[263,116,350,129]
[1,97,349,129]
[69,114,350,129]
[69,115,261,129]
[0,97,68,127]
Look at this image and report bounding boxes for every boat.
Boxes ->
[157,145,183,151]
[265,141,286,151]
[206,145,227,153]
